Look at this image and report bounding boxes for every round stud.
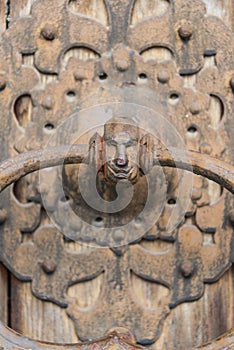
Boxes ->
[42,95,55,110]
[116,59,129,72]
[178,25,193,40]
[191,187,202,201]
[157,70,170,83]
[0,209,7,224]
[113,229,125,242]
[135,217,142,225]
[42,261,57,274]
[190,101,201,115]
[41,24,56,41]
[200,142,212,155]
[180,261,194,278]
[0,77,6,91]
[74,68,86,81]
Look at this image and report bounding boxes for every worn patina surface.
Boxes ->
[0,0,234,349]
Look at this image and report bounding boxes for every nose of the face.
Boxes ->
[115,156,128,167]
[115,144,128,167]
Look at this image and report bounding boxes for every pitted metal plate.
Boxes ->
[0,0,233,347]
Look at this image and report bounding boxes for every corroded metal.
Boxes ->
[0,0,234,348]
[2,138,234,195]
[1,134,234,344]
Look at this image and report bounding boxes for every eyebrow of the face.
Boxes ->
[105,137,138,145]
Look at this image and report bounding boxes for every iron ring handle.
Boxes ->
[0,144,89,193]
[0,144,233,195]
[154,147,234,195]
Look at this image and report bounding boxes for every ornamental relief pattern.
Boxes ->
[0,0,233,348]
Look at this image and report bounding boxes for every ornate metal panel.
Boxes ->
[0,0,233,349]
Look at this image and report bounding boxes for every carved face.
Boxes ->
[103,118,140,184]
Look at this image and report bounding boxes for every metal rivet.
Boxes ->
[42,261,56,274]
[74,68,86,81]
[41,24,56,41]
[113,229,125,242]
[178,25,193,40]
[116,59,129,72]
[0,77,6,91]
[230,75,234,92]
[0,209,7,224]
[42,96,54,110]
[190,101,201,115]
[180,261,194,278]
[157,71,170,83]
[200,142,212,155]
[191,187,202,200]
[135,217,142,225]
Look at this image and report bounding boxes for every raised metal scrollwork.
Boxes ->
[0,125,234,344]
[0,0,234,347]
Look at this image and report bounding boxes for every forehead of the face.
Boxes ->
[104,117,139,141]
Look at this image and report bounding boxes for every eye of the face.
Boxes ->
[106,139,117,147]
[125,140,138,148]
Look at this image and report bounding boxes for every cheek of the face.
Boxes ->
[103,144,116,182]
[127,145,138,167]
[127,146,139,181]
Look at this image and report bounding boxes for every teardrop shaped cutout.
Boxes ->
[141,46,173,61]
[68,272,104,309]
[208,94,224,128]
[131,271,169,308]
[68,0,109,25]
[14,94,33,129]
[131,0,170,25]
[63,46,100,63]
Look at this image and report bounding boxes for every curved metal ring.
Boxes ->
[0,145,233,194]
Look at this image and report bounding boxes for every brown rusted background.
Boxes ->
[0,0,234,349]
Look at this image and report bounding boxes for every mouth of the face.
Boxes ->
[106,164,138,182]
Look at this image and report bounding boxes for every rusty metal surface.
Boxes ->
[0,0,233,348]
[0,134,234,346]
[1,138,234,198]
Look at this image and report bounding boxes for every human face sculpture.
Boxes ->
[103,118,140,184]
